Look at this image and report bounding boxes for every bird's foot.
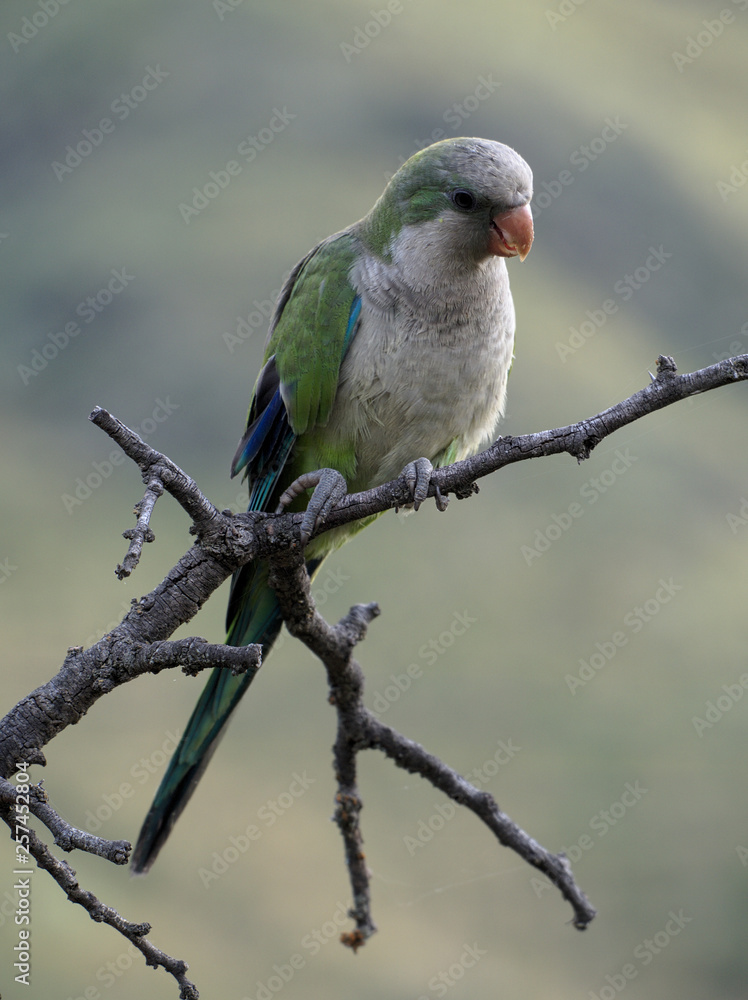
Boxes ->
[399,457,449,513]
[276,468,348,545]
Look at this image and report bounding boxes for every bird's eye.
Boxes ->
[449,189,478,212]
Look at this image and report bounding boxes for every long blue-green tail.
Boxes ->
[130,555,322,874]
[130,562,276,873]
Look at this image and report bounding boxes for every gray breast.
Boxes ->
[327,239,516,489]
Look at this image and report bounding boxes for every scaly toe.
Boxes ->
[277,468,348,545]
[400,456,435,512]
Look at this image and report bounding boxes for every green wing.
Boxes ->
[268,231,360,435]
[131,231,362,874]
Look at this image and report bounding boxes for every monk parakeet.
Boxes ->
[131,136,533,873]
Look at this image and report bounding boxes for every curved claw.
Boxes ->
[276,468,348,544]
[433,483,449,512]
[400,457,449,512]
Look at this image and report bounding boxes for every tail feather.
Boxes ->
[130,557,323,874]
[130,666,259,873]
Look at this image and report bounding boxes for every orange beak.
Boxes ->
[489,203,534,261]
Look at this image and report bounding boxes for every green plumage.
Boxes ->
[270,233,359,435]
[132,136,533,873]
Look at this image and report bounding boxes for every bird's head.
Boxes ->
[362,137,534,268]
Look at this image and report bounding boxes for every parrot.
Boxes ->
[131,136,533,874]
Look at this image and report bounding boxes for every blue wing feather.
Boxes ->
[233,389,285,475]
[344,295,361,356]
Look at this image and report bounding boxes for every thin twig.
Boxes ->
[118,478,162,578]
[363,715,596,928]
[27,782,131,863]
[89,406,223,578]
[0,801,199,999]
[266,548,596,938]
[131,637,262,678]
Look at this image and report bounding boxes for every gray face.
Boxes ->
[388,138,534,265]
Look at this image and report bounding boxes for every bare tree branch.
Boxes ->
[1,773,128,863]
[306,354,748,530]
[2,353,746,994]
[266,549,596,937]
[0,797,199,999]
[90,406,222,534]
[0,637,260,776]
[22,779,130,863]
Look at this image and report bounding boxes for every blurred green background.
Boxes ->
[2,1,748,997]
